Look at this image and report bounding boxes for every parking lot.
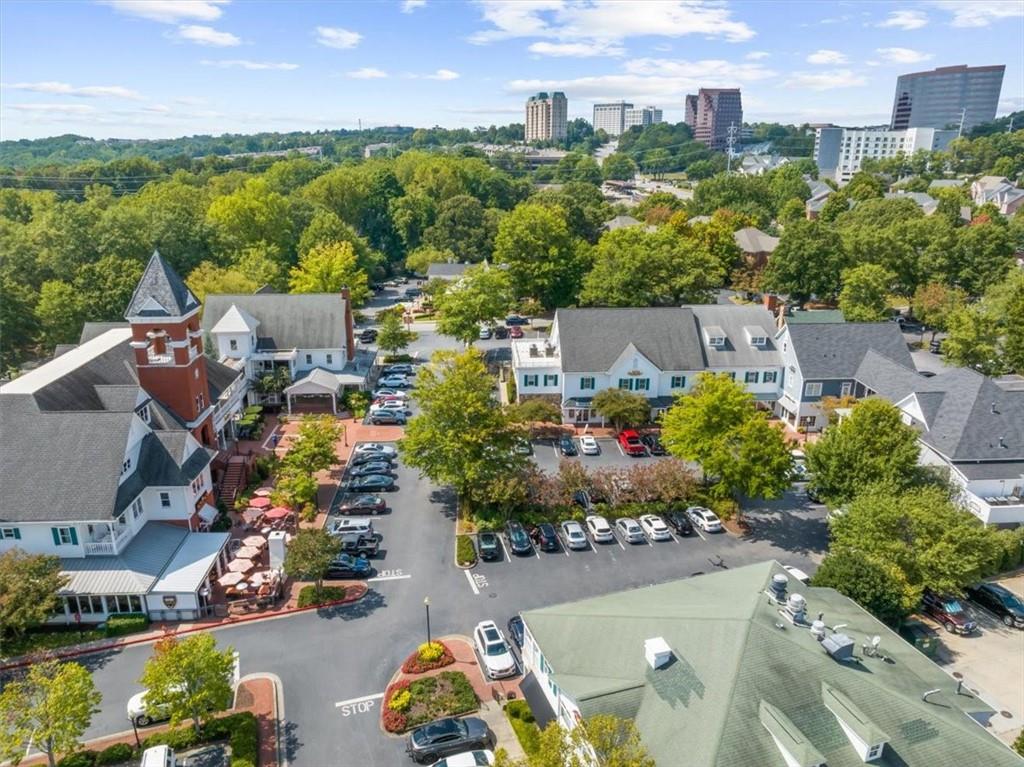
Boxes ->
[528,435,693,474]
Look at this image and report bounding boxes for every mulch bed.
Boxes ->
[400,641,455,674]
[383,671,478,733]
[723,516,753,535]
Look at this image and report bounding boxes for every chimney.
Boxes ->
[341,287,355,361]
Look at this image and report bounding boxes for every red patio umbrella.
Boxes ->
[264,506,293,520]
[249,496,272,509]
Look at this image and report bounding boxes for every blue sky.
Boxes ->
[1,1,1022,140]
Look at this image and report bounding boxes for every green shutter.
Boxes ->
[52,527,61,546]
[69,528,78,546]
[13,528,20,540]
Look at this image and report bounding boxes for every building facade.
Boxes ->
[525,92,568,142]
[813,126,957,184]
[624,105,663,130]
[592,101,631,137]
[684,88,742,151]
[890,64,1005,131]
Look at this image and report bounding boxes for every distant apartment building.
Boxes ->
[624,105,663,130]
[525,92,568,142]
[890,64,1004,131]
[814,126,957,185]
[593,101,631,137]
[684,88,742,151]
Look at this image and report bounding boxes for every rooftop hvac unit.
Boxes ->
[810,620,827,641]
[529,345,539,357]
[768,573,788,603]
[644,637,673,670]
[784,593,807,623]
[822,633,856,662]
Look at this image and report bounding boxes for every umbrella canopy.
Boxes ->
[241,508,263,523]
[264,506,293,520]
[235,545,261,559]
[249,496,272,508]
[249,570,276,586]
[242,535,266,548]
[227,558,255,573]
[253,488,273,497]
[217,571,246,587]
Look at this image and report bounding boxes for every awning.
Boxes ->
[518,672,557,729]
[563,397,594,407]
[285,368,342,396]
[647,396,674,409]
[198,504,218,524]
[150,532,230,594]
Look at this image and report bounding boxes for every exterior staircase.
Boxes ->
[217,455,250,506]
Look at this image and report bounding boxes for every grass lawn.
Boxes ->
[405,671,478,728]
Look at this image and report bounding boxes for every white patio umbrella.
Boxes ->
[217,571,246,587]
[227,558,255,573]
[241,535,266,548]
[253,488,273,497]
[235,545,261,559]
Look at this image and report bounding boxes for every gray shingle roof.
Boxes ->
[688,305,781,369]
[733,227,779,254]
[603,215,641,231]
[426,262,471,279]
[555,308,705,373]
[522,562,1020,767]
[124,251,200,319]
[79,321,129,344]
[202,293,348,350]
[787,322,912,380]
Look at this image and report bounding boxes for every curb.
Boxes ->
[239,672,287,767]
[454,534,477,571]
[0,586,370,671]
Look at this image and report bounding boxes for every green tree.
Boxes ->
[0,273,39,371]
[434,264,515,344]
[805,398,921,506]
[506,399,562,425]
[282,528,342,599]
[34,280,84,349]
[138,634,234,736]
[911,282,967,341]
[777,198,806,227]
[206,177,295,257]
[405,245,455,276]
[812,549,914,625]
[838,264,894,322]
[376,310,417,356]
[0,550,68,655]
[602,153,637,181]
[529,182,610,243]
[0,660,101,767]
[186,261,259,302]
[423,194,496,262]
[297,208,383,276]
[942,305,1002,374]
[844,171,884,201]
[573,157,603,185]
[761,220,848,304]
[1002,278,1024,373]
[274,415,343,516]
[398,349,526,509]
[493,203,582,308]
[389,191,437,253]
[951,221,1015,296]
[591,388,651,431]
[73,255,145,321]
[690,173,774,227]
[288,241,370,305]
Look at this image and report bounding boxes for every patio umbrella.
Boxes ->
[264,506,293,520]
[241,508,263,524]
[227,558,255,573]
[249,570,272,586]
[249,496,272,509]
[235,545,261,559]
[253,488,273,497]
[217,571,246,587]
[242,535,266,548]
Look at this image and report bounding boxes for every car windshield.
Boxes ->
[943,600,964,614]
[1000,593,1024,609]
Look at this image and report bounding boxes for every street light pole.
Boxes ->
[424,596,432,647]
[129,716,141,749]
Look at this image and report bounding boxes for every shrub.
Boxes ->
[104,613,149,638]
[418,641,445,662]
[504,701,541,755]
[142,726,199,751]
[95,743,134,766]
[1014,728,1024,757]
[388,688,412,712]
[296,585,346,608]
[401,640,455,673]
[456,534,477,566]
[504,699,535,723]
[57,752,96,767]
[382,708,408,733]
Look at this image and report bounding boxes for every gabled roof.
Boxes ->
[426,262,471,279]
[603,215,641,231]
[733,226,779,254]
[785,322,912,380]
[688,305,781,369]
[210,304,259,334]
[522,562,1019,767]
[554,308,705,373]
[202,293,348,351]
[124,251,199,319]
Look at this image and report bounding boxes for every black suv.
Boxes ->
[505,520,533,555]
[664,510,694,535]
[478,531,501,561]
[359,329,377,343]
[641,434,666,455]
[558,436,577,456]
[965,582,1024,628]
[530,522,559,552]
[337,533,379,558]
[407,717,492,764]
[493,326,509,339]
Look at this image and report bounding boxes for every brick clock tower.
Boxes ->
[125,251,216,447]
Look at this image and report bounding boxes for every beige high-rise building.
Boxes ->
[525,92,568,142]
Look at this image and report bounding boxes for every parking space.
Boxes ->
[529,436,673,474]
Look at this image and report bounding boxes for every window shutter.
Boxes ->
[69,528,79,546]
[14,528,21,540]
[52,527,61,546]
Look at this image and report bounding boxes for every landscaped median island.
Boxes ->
[455,534,477,567]
[382,640,480,734]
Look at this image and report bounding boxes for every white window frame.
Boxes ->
[579,377,595,390]
[670,375,686,388]
[56,527,74,545]
[131,497,144,519]
[229,339,238,351]
[159,492,171,508]
[840,381,853,397]
[804,382,823,397]
[543,374,559,386]
[523,375,538,387]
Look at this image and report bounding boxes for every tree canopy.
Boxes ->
[0,549,68,655]
[434,264,515,344]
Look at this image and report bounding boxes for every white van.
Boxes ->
[140,745,176,767]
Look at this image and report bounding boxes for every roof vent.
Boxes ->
[644,637,673,670]
[822,633,856,662]
[529,344,539,357]
[784,593,807,624]
[991,402,998,414]
[768,573,788,603]
[810,620,827,641]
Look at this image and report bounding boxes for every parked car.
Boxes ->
[407,717,493,764]
[617,429,646,457]
[529,522,559,552]
[686,506,723,532]
[791,462,809,482]
[560,520,588,550]
[571,490,592,512]
[478,325,493,340]
[505,520,533,555]
[370,404,409,417]
[640,434,666,456]
[782,565,810,584]
[579,435,600,455]
[367,412,407,426]
[615,517,646,544]
[405,287,422,298]
[325,552,373,579]
[329,517,375,538]
[348,461,395,478]
[429,750,495,767]
[805,485,824,504]
[505,315,529,326]
[335,494,386,514]
[478,531,501,561]
[493,326,509,339]
[508,326,524,339]
[358,329,378,343]
[345,474,396,492]
[384,364,414,376]
[128,685,220,727]
[337,533,379,558]
[372,397,408,410]
[585,514,614,543]
[638,514,672,541]
[921,589,977,634]
[664,510,694,536]
[350,450,396,467]
[506,616,525,649]
[473,620,517,679]
[558,436,577,456]
[372,389,408,401]
[964,582,1024,628]
[354,442,397,457]
[513,438,532,456]
[378,376,411,389]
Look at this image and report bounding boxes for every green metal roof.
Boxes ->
[521,561,1022,767]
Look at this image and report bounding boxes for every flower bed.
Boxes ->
[400,640,455,673]
[382,671,478,732]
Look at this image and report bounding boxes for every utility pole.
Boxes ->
[725,122,738,172]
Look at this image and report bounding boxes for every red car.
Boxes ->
[617,429,646,456]
[509,326,524,338]
[922,590,977,634]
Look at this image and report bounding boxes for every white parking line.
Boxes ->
[534,545,541,560]
[668,531,680,544]
[335,692,384,708]
[464,568,480,595]
[693,526,707,541]
[367,573,412,582]
[497,535,510,561]
[615,440,625,456]
[616,536,626,551]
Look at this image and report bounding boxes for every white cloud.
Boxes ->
[401,0,426,12]
[425,69,460,80]
[2,81,142,99]
[745,51,770,60]
[100,0,228,24]
[143,104,172,113]
[315,26,362,49]
[7,103,100,114]
[176,24,240,46]
[346,67,389,79]
[471,0,755,45]
[806,49,848,65]
[877,10,928,29]
[931,0,1023,27]
[528,41,624,57]
[783,69,867,91]
[201,59,299,70]
[875,47,932,64]
[174,96,207,105]
[624,58,776,81]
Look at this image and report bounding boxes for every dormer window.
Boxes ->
[703,325,727,348]
[744,326,768,346]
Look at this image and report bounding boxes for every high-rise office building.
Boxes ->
[813,126,957,185]
[526,92,568,142]
[890,64,1004,131]
[593,101,632,136]
[684,89,742,151]
[624,106,663,130]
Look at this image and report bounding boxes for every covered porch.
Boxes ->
[284,367,365,414]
